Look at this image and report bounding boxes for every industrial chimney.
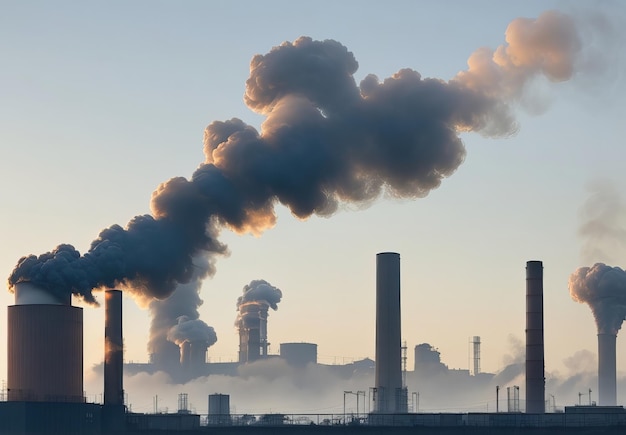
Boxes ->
[104,289,124,405]
[103,289,125,433]
[525,260,545,413]
[374,252,407,413]
[598,333,617,406]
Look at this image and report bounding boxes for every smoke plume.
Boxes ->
[569,263,626,334]
[148,255,216,371]
[578,180,626,265]
[167,316,217,348]
[7,11,588,360]
[236,279,282,327]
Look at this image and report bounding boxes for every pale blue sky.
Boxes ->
[2,0,626,405]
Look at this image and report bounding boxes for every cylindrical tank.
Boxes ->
[598,333,617,406]
[7,283,83,402]
[280,343,317,367]
[375,252,405,413]
[104,289,124,406]
[525,260,545,413]
[208,394,231,425]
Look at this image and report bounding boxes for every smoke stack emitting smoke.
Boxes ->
[570,183,626,406]
[569,264,626,336]
[7,11,585,358]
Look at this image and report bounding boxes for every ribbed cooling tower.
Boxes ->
[7,282,83,402]
[375,252,405,413]
[525,261,545,414]
[598,333,617,406]
[104,289,124,406]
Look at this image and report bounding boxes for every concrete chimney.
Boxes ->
[598,333,617,406]
[525,261,545,413]
[104,289,124,406]
[375,252,406,413]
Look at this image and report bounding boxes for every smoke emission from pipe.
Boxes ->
[7,11,590,358]
[569,263,626,336]
[167,316,217,348]
[148,256,215,371]
[236,279,282,326]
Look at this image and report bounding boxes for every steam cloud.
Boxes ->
[7,11,586,362]
[569,263,626,335]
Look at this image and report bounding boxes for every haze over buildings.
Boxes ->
[1,0,626,416]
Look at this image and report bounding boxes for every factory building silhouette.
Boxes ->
[1,256,626,434]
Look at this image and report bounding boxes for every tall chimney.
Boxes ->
[525,261,545,413]
[598,333,617,406]
[375,252,405,413]
[104,289,124,406]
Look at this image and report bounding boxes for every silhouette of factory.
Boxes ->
[1,256,625,434]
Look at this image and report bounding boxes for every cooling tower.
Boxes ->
[598,333,617,406]
[7,282,83,402]
[104,289,124,406]
[525,260,545,413]
[374,252,406,413]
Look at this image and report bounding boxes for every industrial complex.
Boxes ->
[1,254,625,434]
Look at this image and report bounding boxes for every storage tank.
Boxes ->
[208,394,231,425]
[7,282,83,402]
[280,342,317,367]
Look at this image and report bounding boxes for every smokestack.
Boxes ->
[598,333,617,405]
[472,336,481,376]
[375,252,406,413]
[525,260,545,414]
[104,289,124,406]
[569,263,626,407]
[236,280,282,362]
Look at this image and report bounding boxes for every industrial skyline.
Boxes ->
[2,0,626,416]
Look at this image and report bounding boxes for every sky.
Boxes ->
[2,0,626,414]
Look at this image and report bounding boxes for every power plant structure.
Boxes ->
[238,302,269,363]
[525,260,545,414]
[373,252,408,414]
[2,258,626,434]
[7,282,83,403]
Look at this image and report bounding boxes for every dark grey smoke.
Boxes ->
[236,279,282,327]
[569,263,626,334]
[8,12,585,344]
[8,215,226,304]
[578,180,626,265]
